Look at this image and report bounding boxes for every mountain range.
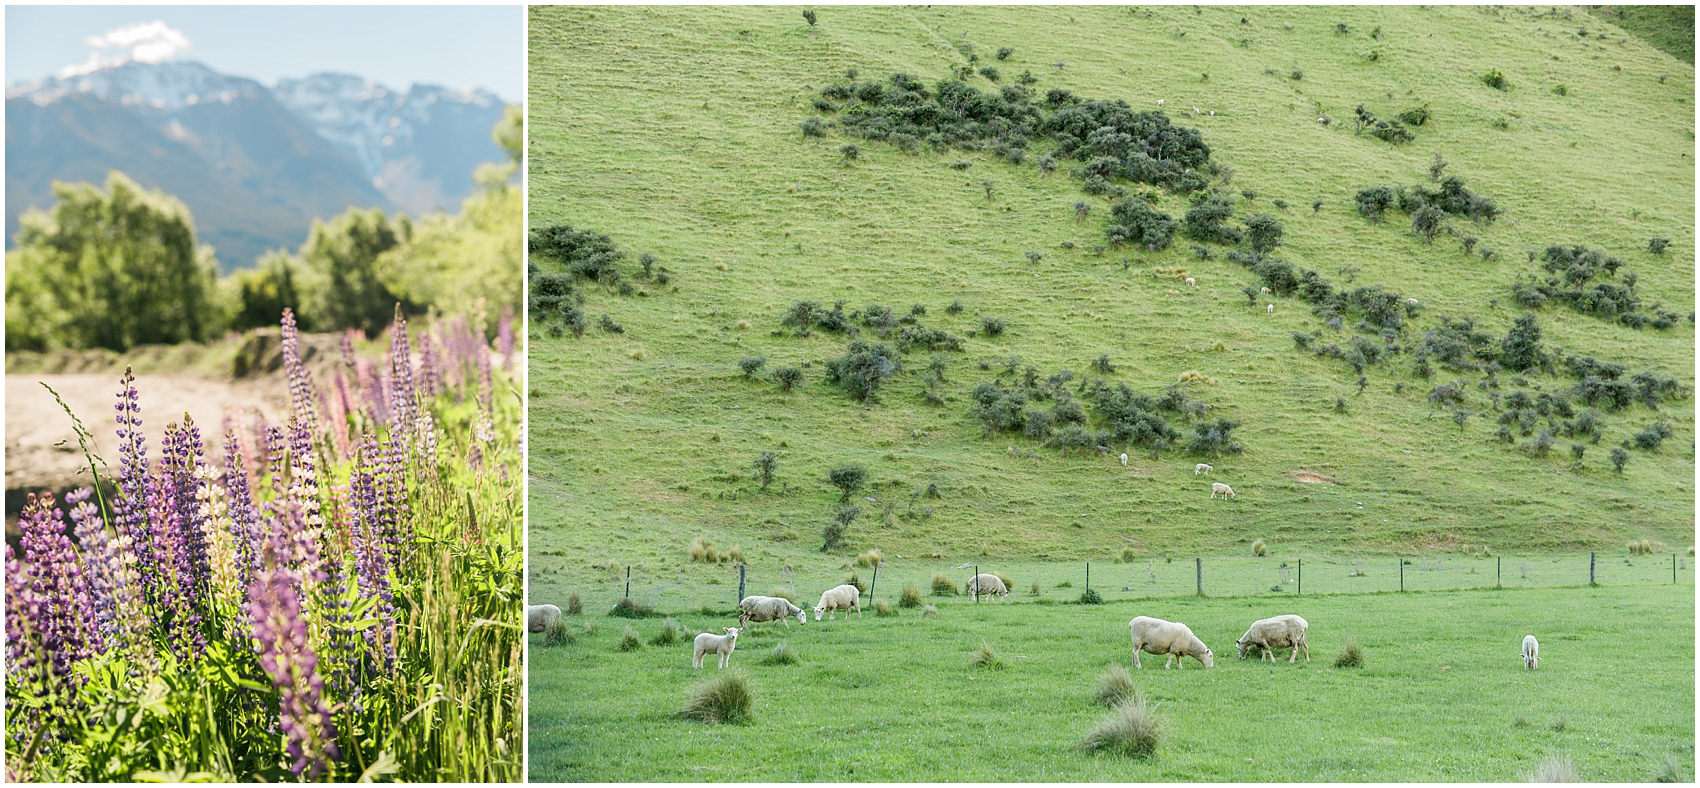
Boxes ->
[6,60,510,271]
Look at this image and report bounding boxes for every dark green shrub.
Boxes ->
[802,9,816,26]
[1633,421,1672,450]
[1649,237,1670,255]
[997,46,1014,60]
[1244,213,1283,252]
[1078,587,1104,605]
[823,505,860,550]
[1411,204,1446,243]
[753,451,778,490]
[1611,447,1629,472]
[824,339,900,401]
[1396,104,1430,126]
[1481,69,1508,90]
[979,66,1000,81]
[1356,186,1394,221]
[1107,198,1177,251]
[799,117,826,137]
[774,367,804,391]
[738,355,767,379]
[1183,194,1242,245]
[828,465,868,500]
[1500,314,1546,372]
[979,316,1007,337]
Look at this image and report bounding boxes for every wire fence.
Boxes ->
[537,551,1693,616]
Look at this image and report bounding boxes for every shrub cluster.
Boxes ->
[1511,244,1681,329]
[824,339,902,402]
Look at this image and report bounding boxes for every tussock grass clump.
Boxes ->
[1077,697,1163,759]
[1527,754,1577,782]
[932,573,958,596]
[566,592,582,615]
[1095,665,1138,707]
[898,586,923,608]
[1628,539,1654,555]
[617,625,642,651]
[609,597,660,618]
[766,587,795,603]
[727,546,746,564]
[971,640,1005,670]
[761,641,800,666]
[856,548,884,568]
[1549,716,1568,732]
[874,599,896,617]
[651,618,683,646]
[1655,753,1685,783]
[1334,639,1364,668]
[1252,538,1268,557]
[993,571,1014,590]
[680,670,754,724]
[542,618,575,646]
[922,604,938,618]
[690,536,723,563]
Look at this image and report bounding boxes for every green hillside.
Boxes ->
[526,6,1694,580]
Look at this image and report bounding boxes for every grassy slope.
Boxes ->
[528,584,1694,781]
[527,7,1694,577]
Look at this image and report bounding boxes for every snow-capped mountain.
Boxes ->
[5,60,510,269]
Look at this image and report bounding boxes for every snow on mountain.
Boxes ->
[7,60,267,111]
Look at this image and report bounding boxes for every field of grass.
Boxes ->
[528,5,1693,578]
[528,583,1692,782]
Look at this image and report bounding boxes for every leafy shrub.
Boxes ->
[738,355,767,379]
[825,340,900,402]
[1355,186,1395,221]
[1410,204,1446,243]
[1106,197,1177,251]
[1649,237,1670,255]
[1633,421,1673,450]
[1396,104,1430,126]
[1183,194,1242,245]
[1481,68,1508,90]
[774,367,804,392]
[609,597,660,618]
[681,670,754,724]
[823,505,860,551]
[979,316,1008,337]
[1078,587,1104,605]
[1077,697,1163,758]
[828,465,868,500]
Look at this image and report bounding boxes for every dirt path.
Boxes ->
[6,371,289,515]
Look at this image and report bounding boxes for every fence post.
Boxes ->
[1399,559,1404,592]
[1497,556,1501,587]
[738,563,746,602]
[870,564,879,602]
[974,564,980,603]
[1085,562,1090,591]
[1589,552,1595,585]
[1297,559,1301,595]
[1196,557,1203,596]
[1674,554,1678,585]
[625,566,632,600]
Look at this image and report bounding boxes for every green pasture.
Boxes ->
[528,4,1694,572]
[527,584,1692,782]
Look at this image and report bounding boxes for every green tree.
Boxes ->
[829,465,868,501]
[303,207,411,335]
[1500,314,1546,372]
[6,171,221,351]
[231,250,311,332]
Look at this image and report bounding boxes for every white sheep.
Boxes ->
[1185,277,1196,287]
[967,573,1010,601]
[1235,614,1310,663]
[527,604,562,634]
[1120,452,1129,466]
[1406,297,1420,307]
[1261,286,1272,295]
[1129,616,1214,669]
[1522,635,1540,670]
[692,626,743,669]
[1195,463,1212,475]
[1156,99,1165,106]
[813,584,862,620]
[1267,303,1275,313]
[738,595,807,628]
[1211,482,1235,499]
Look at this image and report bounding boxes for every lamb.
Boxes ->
[1129,616,1214,669]
[1261,286,1272,295]
[967,573,1010,601]
[1267,303,1275,313]
[1195,463,1213,475]
[527,604,562,634]
[692,626,743,669]
[813,584,862,620]
[738,595,807,629]
[1235,614,1310,663]
[1211,482,1235,499]
[1120,452,1129,466]
[1185,277,1196,287]
[1522,635,1540,670]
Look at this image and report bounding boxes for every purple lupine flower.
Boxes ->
[387,314,418,442]
[357,357,387,427]
[375,434,412,568]
[16,493,92,677]
[284,417,324,581]
[281,308,319,433]
[316,563,364,706]
[112,367,152,593]
[350,442,396,671]
[265,425,288,499]
[161,417,213,615]
[144,470,206,660]
[224,429,263,593]
[65,488,115,656]
[476,338,496,447]
[6,542,58,756]
[497,303,515,372]
[247,544,341,779]
[418,331,443,401]
[339,330,357,369]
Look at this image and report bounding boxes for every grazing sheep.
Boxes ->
[1120,452,1129,466]
[692,626,743,669]
[1211,482,1236,499]
[1406,297,1420,307]
[1156,99,1165,106]
[1235,614,1310,663]
[1195,463,1213,475]
[967,573,1010,601]
[813,584,862,620]
[528,604,562,634]
[1522,635,1540,670]
[738,595,807,629]
[1185,277,1196,287]
[1129,616,1214,669]
[1261,286,1272,295]
[1267,303,1275,313]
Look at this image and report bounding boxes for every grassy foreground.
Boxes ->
[528,584,1691,782]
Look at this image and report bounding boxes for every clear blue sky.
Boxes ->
[5,5,523,104]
